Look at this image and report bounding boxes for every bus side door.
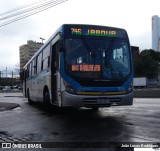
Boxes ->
[51,37,62,105]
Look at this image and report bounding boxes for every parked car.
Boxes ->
[18,86,23,90]
[3,86,11,91]
[0,86,4,90]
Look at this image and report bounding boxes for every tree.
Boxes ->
[134,49,160,78]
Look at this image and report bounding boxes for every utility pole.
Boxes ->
[6,67,7,78]
[12,71,13,79]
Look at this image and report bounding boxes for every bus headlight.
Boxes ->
[63,80,76,94]
[128,82,133,93]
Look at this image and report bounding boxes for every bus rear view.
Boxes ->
[61,24,133,108]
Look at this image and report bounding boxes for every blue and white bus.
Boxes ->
[23,24,133,109]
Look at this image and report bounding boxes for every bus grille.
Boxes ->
[82,97,122,106]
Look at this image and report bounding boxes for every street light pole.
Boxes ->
[40,37,45,44]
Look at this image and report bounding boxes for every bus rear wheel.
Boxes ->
[27,90,33,105]
[43,91,51,108]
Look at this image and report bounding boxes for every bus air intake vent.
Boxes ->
[82,97,122,105]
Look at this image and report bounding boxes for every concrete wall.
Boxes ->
[133,88,160,98]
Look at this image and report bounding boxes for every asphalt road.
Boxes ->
[0,93,159,151]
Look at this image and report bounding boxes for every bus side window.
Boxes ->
[32,58,37,75]
[52,42,60,70]
[29,62,32,77]
[26,66,29,78]
[37,52,42,73]
[48,56,50,68]
[42,45,50,71]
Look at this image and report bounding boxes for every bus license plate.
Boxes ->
[97,98,109,104]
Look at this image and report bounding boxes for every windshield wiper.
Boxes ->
[81,36,96,57]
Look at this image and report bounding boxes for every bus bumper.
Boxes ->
[61,91,133,107]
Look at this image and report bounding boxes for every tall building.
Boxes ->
[19,40,43,71]
[152,15,160,52]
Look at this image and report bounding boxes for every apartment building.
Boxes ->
[19,40,43,71]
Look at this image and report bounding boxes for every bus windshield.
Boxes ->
[65,37,131,81]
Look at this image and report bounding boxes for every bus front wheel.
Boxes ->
[92,107,99,111]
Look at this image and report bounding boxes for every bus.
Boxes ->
[23,24,133,109]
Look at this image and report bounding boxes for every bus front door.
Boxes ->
[51,43,59,105]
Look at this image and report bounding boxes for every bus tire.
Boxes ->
[27,90,33,105]
[43,91,51,108]
[92,107,99,111]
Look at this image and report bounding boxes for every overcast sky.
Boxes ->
[0,0,160,75]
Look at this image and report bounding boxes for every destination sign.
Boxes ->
[71,28,116,37]
[72,64,101,72]
[63,24,128,38]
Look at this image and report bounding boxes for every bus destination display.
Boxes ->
[72,64,101,72]
[71,28,116,37]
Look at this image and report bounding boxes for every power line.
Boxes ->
[0,0,68,27]
[0,0,49,17]
[0,0,57,21]
[0,0,67,20]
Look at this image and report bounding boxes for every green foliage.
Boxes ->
[134,49,160,78]
[0,78,21,86]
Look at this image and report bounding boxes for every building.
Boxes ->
[152,15,160,52]
[19,40,43,71]
[152,16,160,85]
